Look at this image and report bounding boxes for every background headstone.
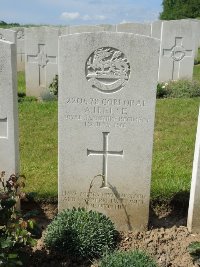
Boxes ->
[0,28,16,43]
[158,20,196,82]
[187,108,200,233]
[59,26,69,35]
[151,20,162,39]
[11,27,25,71]
[98,24,117,32]
[69,25,104,34]
[0,39,19,180]
[116,22,151,36]
[25,26,59,97]
[58,32,159,231]
[180,19,200,60]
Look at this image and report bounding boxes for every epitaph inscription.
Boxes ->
[86,47,130,93]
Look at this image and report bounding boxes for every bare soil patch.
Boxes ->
[21,200,200,267]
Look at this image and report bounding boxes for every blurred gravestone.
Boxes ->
[151,20,162,39]
[11,27,25,71]
[158,20,196,82]
[25,27,59,97]
[58,32,159,231]
[0,28,16,43]
[0,39,19,180]
[69,25,104,34]
[98,24,117,32]
[188,107,200,233]
[117,22,151,36]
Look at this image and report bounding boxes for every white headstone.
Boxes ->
[58,32,160,231]
[59,26,69,35]
[158,20,196,82]
[11,27,25,71]
[117,22,152,36]
[25,27,59,97]
[0,39,19,180]
[98,24,117,32]
[187,108,200,233]
[0,28,16,43]
[179,19,200,60]
[151,20,162,39]
[69,25,104,34]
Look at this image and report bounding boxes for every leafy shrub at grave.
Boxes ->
[157,79,200,99]
[0,171,38,266]
[49,74,58,97]
[44,207,118,258]
[99,250,158,267]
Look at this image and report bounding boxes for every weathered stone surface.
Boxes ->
[0,40,19,180]
[179,19,200,60]
[188,107,200,233]
[25,27,59,97]
[58,32,159,231]
[69,25,104,34]
[0,28,16,43]
[117,22,151,36]
[98,24,117,32]
[151,20,162,39]
[11,27,25,71]
[158,20,196,82]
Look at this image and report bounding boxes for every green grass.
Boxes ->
[17,66,200,201]
[152,98,199,200]
[19,101,58,199]
[193,48,200,81]
[18,71,26,95]
[193,64,200,82]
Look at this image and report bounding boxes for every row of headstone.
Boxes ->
[0,19,199,98]
[58,30,200,232]
[0,25,200,233]
[0,39,19,181]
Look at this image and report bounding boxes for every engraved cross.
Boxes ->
[27,44,57,86]
[163,37,193,80]
[87,132,124,188]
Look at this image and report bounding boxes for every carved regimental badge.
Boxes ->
[0,34,5,40]
[17,30,24,40]
[86,47,130,93]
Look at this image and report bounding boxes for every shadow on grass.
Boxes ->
[149,191,190,229]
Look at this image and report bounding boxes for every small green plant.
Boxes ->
[0,171,38,266]
[157,79,200,99]
[188,242,200,263]
[99,250,158,267]
[40,90,57,101]
[44,207,118,258]
[156,82,171,98]
[18,93,37,103]
[49,74,58,96]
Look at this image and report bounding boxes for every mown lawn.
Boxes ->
[18,57,200,201]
